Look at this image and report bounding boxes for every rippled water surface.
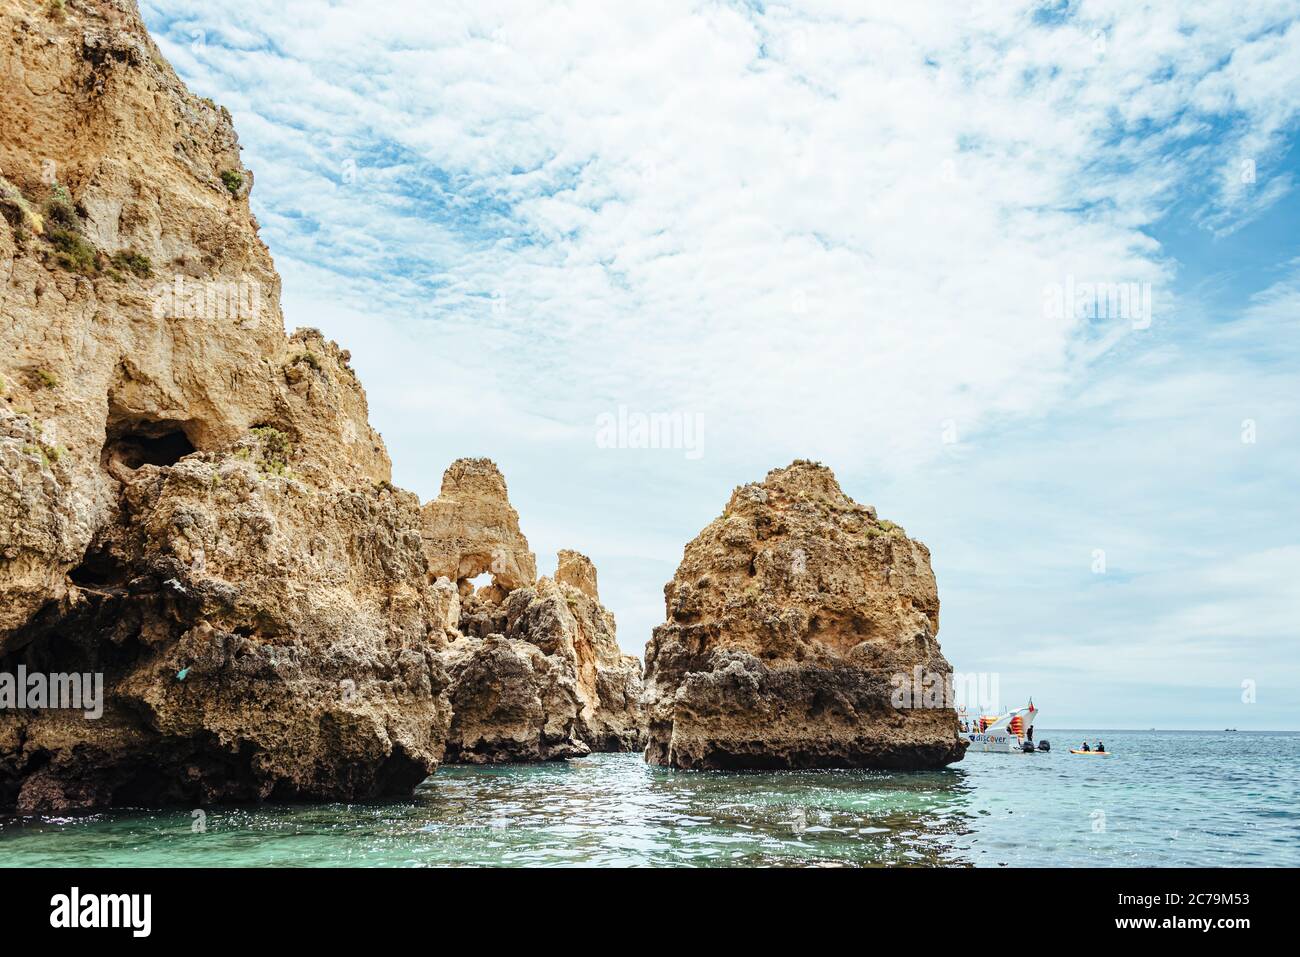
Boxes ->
[2,731,1296,866]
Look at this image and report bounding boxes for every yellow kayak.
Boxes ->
[1070,749,1111,755]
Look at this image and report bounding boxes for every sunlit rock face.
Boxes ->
[0,0,646,810]
[417,457,645,762]
[0,0,447,811]
[555,548,599,600]
[643,460,965,771]
[419,458,537,597]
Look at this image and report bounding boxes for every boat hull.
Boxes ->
[960,731,1028,753]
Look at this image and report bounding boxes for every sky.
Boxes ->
[139,1,1300,730]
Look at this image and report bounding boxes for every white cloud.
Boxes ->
[140,1,1300,724]
[142,0,1300,463]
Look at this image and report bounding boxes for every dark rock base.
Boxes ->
[644,654,966,771]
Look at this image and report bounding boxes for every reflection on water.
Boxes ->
[1,731,1296,867]
[411,758,974,867]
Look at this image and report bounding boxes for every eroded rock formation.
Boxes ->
[555,548,599,599]
[0,0,447,810]
[440,574,645,762]
[642,460,965,770]
[429,514,645,761]
[417,458,644,762]
[0,0,645,809]
[420,458,536,597]
[441,630,590,764]
[501,567,645,754]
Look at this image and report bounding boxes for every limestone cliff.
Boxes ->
[0,1,646,809]
[420,458,645,761]
[642,460,965,770]
[0,0,446,810]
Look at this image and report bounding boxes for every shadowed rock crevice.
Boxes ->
[102,418,197,473]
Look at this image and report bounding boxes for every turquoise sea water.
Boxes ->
[1,731,1296,867]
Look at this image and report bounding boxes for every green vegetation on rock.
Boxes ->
[109,249,153,278]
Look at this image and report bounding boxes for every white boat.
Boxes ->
[958,701,1044,753]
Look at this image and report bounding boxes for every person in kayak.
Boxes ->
[1096,741,1105,752]
[1080,741,1090,751]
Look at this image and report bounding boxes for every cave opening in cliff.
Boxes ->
[101,418,197,473]
[68,547,127,591]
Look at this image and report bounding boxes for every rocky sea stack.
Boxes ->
[422,459,644,763]
[642,460,966,771]
[0,0,638,812]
